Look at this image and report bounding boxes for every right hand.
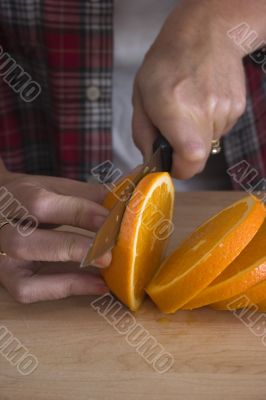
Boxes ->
[132,0,247,179]
[0,169,111,303]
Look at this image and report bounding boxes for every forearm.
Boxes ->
[211,0,266,56]
[165,0,266,57]
[216,0,266,40]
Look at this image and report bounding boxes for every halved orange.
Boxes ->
[146,196,265,313]
[102,172,175,311]
[183,220,266,310]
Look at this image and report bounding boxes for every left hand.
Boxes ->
[0,258,109,303]
[0,172,111,303]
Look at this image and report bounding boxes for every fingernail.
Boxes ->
[92,252,112,269]
[91,260,109,269]
[183,141,206,162]
[91,260,105,269]
[97,284,109,294]
[93,215,107,229]
[100,207,109,216]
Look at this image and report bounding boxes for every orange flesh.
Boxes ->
[102,172,174,311]
[183,220,266,309]
[152,201,248,286]
[146,196,265,313]
[133,183,173,302]
[101,179,266,314]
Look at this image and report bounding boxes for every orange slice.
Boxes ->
[183,219,266,310]
[102,172,174,311]
[146,196,265,313]
[212,279,266,311]
[103,169,140,209]
[256,299,266,312]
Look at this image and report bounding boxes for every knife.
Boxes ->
[81,134,172,268]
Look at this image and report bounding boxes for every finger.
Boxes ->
[35,176,108,203]
[0,224,112,266]
[223,119,237,136]
[31,190,109,231]
[138,82,212,178]
[4,269,109,304]
[212,96,231,139]
[223,97,246,136]
[157,109,211,179]
[132,83,158,162]
[222,66,246,136]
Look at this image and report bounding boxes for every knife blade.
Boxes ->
[81,134,172,268]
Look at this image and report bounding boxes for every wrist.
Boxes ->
[226,22,266,59]
[173,0,266,58]
[205,0,266,57]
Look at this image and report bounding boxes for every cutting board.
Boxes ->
[1,191,266,400]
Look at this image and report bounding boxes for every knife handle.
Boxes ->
[153,133,173,172]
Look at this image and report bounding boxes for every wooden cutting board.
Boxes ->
[1,191,266,400]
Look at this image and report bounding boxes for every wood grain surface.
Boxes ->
[1,191,265,400]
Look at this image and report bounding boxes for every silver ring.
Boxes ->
[211,139,222,155]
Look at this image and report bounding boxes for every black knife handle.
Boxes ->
[153,133,173,172]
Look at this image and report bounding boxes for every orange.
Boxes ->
[146,196,265,314]
[103,169,140,209]
[183,220,266,310]
[212,279,266,311]
[256,299,266,312]
[102,172,175,311]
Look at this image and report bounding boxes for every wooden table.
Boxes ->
[1,192,266,400]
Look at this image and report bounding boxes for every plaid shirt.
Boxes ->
[0,1,265,189]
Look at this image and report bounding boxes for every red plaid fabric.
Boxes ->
[224,56,266,190]
[0,1,265,188]
[0,0,113,180]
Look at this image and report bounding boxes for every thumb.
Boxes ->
[133,82,212,179]
[168,113,211,179]
[147,101,212,179]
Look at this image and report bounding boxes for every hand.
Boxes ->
[133,0,251,179]
[0,169,111,303]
